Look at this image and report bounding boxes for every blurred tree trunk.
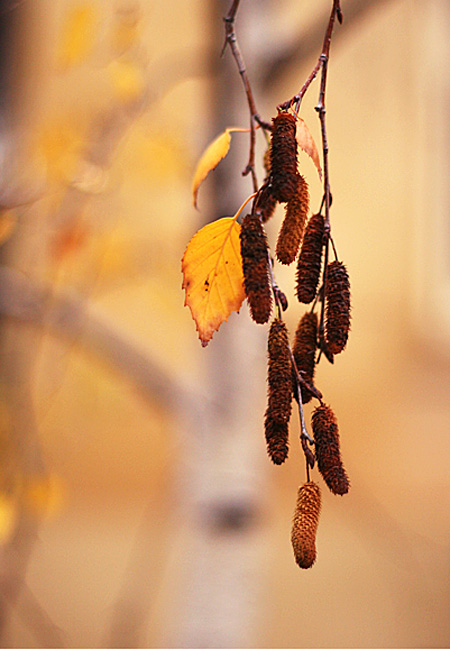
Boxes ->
[172,2,274,648]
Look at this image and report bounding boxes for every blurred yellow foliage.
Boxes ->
[95,226,134,281]
[23,474,65,518]
[56,3,98,70]
[34,118,85,184]
[0,495,15,543]
[121,128,188,183]
[108,58,146,104]
[0,210,17,247]
[110,11,141,55]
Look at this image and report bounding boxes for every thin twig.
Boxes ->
[314,1,341,362]
[223,1,271,192]
[279,0,341,112]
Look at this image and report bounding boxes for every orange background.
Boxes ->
[1,1,449,647]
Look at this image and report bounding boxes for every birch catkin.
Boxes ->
[270,112,298,203]
[264,318,292,464]
[291,481,321,569]
[312,404,350,495]
[264,415,289,466]
[257,184,278,224]
[276,174,310,265]
[240,212,272,324]
[292,311,318,404]
[295,213,325,304]
[325,260,351,354]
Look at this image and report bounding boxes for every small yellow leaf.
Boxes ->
[182,217,245,346]
[192,128,247,209]
[296,118,322,181]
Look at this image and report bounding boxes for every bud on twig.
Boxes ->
[312,404,350,495]
[291,481,321,569]
[240,212,272,324]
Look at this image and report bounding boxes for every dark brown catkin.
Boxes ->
[291,481,321,569]
[276,174,310,265]
[270,112,298,203]
[264,318,292,464]
[263,146,271,176]
[292,311,318,404]
[264,414,289,465]
[296,213,325,304]
[325,260,351,354]
[240,213,272,324]
[256,184,278,224]
[312,404,350,496]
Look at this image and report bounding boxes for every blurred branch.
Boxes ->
[0,582,66,648]
[261,0,399,90]
[0,265,206,412]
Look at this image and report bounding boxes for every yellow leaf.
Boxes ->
[192,128,247,209]
[296,118,322,181]
[182,216,245,346]
[57,4,98,70]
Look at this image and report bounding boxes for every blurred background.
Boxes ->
[0,0,449,647]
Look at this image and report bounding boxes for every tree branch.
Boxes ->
[223,1,271,192]
[0,266,206,413]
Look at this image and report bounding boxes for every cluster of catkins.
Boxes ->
[239,110,351,569]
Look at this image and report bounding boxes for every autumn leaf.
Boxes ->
[296,118,322,180]
[182,216,245,346]
[192,127,247,209]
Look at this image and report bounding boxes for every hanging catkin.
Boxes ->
[256,183,278,224]
[312,404,350,495]
[292,311,317,404]
[295,213,324,303]
[276,174,310,265]
[325,260,351,354]
[270,112,298,203]
[264,415,289,465]
[264,318,292,464]
[291,481,321,569]
[240,212,272,324]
